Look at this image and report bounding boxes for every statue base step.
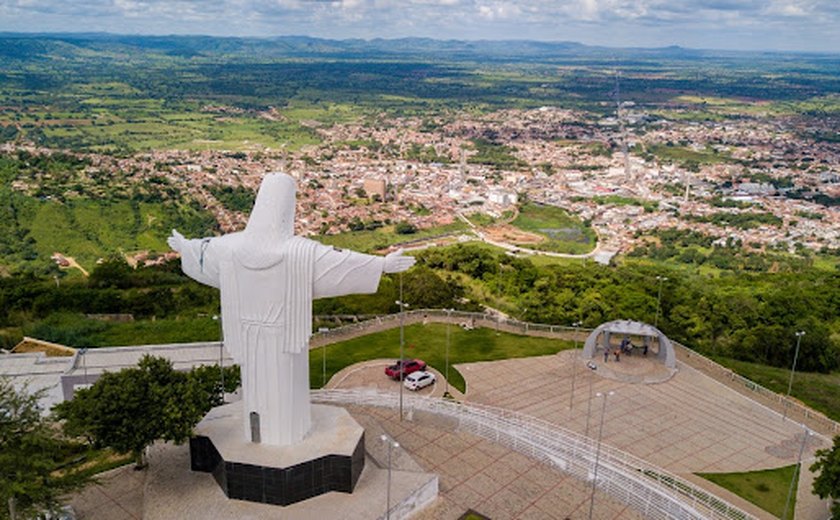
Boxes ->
[189,401,364,506]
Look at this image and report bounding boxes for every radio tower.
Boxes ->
[614,71,631,183]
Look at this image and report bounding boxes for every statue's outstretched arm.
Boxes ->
[169,229,221,289]
[383,249,416,273]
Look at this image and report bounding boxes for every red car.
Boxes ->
[385,359,427,380]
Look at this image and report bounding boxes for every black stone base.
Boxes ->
[189,433,365,506]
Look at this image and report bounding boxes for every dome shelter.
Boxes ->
[582,320,676,369]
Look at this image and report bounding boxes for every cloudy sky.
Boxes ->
[1,0,838,52]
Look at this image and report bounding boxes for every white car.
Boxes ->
[403,370,436,391]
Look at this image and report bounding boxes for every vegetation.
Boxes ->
[209,185,256,213]
[317,221,468,253]
[697,465,798,518]
[310,322,573,393]
[0,379,88,520]
[510,203,597,254]
[0,152,218,274]
[467,139,526,170]
[53,356,240,468]
[810,436,840,519]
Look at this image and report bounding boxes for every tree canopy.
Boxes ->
[811,435,840,519]
[54,356,240,468]
[0,379,85,519]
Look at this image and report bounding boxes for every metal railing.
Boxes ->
[672,343,840,436]
[310,309,583,347]
[310,309,840,437]
[313,389,755,520]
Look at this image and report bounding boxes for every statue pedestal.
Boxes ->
[190,401,364,506]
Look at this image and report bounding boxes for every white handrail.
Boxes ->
[313,389,755,520]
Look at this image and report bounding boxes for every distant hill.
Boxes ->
[1,32,836,64]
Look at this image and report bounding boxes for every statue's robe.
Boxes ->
[179,233,384,446]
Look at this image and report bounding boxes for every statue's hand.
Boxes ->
[384,249,415,273]
[167,229,186,253]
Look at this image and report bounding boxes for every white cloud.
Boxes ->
[0,0,837,51]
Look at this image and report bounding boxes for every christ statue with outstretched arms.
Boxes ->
[168,173,414,446]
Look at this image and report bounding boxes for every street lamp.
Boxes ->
[213,315,224,400]
[381,434,400,520]
[569,321,583,411]
[783,331,806,420]
[588,391,615,520]
[396,273,410,421]
[782,426,810,520]
[318,327,330,387]
[445,308,454,396]
[79,347,88,386]
[585,362,596,437]
[654,276,667,328]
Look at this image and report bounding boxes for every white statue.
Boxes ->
[168,173,414,446]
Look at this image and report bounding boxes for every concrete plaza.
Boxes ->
[66,344,832,519]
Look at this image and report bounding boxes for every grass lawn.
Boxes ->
[697,464,798,518]
[317,221,469,253]
[309,322,573,393]
[712,357,840,422]
[646,144,731,166]
[510,203,597,255]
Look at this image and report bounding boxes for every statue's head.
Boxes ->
[245,173,296,239]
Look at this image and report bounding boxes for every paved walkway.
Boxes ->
[64,345,832,519]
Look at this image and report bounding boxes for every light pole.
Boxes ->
[445,308,453,396]
[79,347,88,386]
[588,391,614,520]
[318,327,330,387]
[396,273,409,421]
[569,321,583,411]
[784,331,805,420]
[213,315,224,400]
[585,362,595,437]
[654,276,667,328]
[782,426,810,520]
[381,434,400,520]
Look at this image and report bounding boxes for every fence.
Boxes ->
[311,309,840,438]
[310,309,584,348]
[672,343,840,436]
[313,389,754,520]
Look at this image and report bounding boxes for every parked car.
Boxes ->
[404,371,436,391]
[385,359,427,380]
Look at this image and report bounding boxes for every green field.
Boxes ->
[646,144,732,167]
[309,322,573,393]
[698,465,798,518]
[24,199,212,271]
[317,221,470,253]
[510,203,597,255]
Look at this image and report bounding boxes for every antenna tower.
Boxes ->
[614,71,631,182]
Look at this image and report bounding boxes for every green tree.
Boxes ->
[88,254,134,289]
[54,356,240,468]
[811,435,840,519]
[394,221,417,235]
[1,379,86,519]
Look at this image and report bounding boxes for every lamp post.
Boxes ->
[654,276,667,328]
[445,308,453,396]
[569,321,583,411]
[585,362,595,437]
[79,347,88,386]
[588,391,614,520]
[784,331,805,420]
[213,315,224,400]
[381,434,400,520]
[782,426,809,520]
[396,273,409,421]
[318,327,330,387]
